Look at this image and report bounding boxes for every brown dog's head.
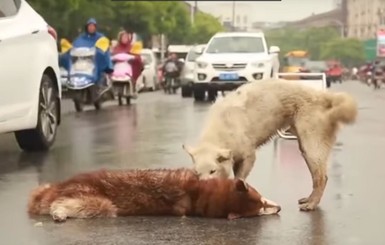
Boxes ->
[183,144,234,179]
[226,179,281,220]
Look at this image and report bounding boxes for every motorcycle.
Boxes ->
[163,61,181,94]
[366,71,372,86]
[373,69,384,89]
[65,47,113,112]
[110,53,137,105]
[60,67,68,92]
[163,73,179,94]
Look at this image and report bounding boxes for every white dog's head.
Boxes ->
[183,144,234,179]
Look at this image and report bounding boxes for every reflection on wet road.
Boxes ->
[0,82,384,244]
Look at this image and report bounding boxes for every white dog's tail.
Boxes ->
[326,92,358,125]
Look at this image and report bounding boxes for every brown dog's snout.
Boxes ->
[259,197,281,215]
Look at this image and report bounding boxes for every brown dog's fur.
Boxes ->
[183,79,358,211]
[28,168,281,222]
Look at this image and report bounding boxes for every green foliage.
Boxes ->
[320,38,365,67]
[187,12,225,44]
[265,27,364,66]
[27,0,223,45]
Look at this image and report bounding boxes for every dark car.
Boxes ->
[299,61,328,82]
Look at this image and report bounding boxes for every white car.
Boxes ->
[138,49,158,91]
[180,44,205,98]
[193,32,280,101]
[0,0,61,151]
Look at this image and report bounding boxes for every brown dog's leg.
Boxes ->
[295,121,336,211]
[233,153,256,180]
[50,196,118,222]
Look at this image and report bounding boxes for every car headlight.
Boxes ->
[196,61,209,69]
[184,72,194,80]
[250,62,265,68]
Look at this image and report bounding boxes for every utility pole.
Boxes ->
[231,1,236,31]
[191,1,198,26]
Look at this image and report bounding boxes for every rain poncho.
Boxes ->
[59,18,113,83]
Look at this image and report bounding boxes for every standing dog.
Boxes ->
[183,78,358,211]
[28,168,281,222]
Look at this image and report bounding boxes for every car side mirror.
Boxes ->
[269,46,280,54]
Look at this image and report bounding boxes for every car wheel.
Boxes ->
[193,88,205,101]
[181,85,192,97]
[74,99,83,112]
[207,88,217,101]
[15,74,59,151]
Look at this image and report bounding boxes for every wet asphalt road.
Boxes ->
[0,81,384,245]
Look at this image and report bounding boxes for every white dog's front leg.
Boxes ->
[233,154,256,180]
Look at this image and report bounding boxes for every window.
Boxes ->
[0,0,19,18]
[205,36,265,54]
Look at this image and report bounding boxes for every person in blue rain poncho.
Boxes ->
[59,18,113,87]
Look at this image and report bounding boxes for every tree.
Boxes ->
[187,12,224,44]
[27,1,223,46]
[320,38,365,67]
[265,26,364,66]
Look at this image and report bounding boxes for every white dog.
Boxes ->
[183,78,357,211]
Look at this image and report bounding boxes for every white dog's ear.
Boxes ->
[182,144,195,158]
[217,148,232,162]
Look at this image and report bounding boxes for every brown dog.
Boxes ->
[28,168,281,222]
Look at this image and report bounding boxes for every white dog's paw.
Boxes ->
[299,202,318,211]
[298,197,309,204]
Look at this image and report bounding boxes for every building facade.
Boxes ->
[346,0,385,39]
[287,9,345,37]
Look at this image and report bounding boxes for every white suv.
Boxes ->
[0,0,61,151]
[193,32,280,101]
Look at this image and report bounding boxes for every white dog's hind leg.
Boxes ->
[296,123,335,211]
[233,154,256,180]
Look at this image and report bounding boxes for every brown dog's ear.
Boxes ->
[217,148,232,163]
[235,179,249,192]
[182,144,195,158]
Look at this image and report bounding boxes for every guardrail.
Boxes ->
[276,72,327,140]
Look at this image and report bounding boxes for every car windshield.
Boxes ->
[306,61,327,71]
[205,36,265,54]
[187,48,201,61]
[285,57,309,67]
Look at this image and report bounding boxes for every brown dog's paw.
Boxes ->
[298,197,309,204]
[299,202,318,211]
[51,209,68,222]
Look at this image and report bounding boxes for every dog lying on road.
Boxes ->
[28,168,281,222]
[183,78,358,211]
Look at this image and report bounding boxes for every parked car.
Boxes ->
[0,0,61,151]
[299,60,327,80]
[138,49,158,91]
[193,32,280,101]
[180,44,205,98]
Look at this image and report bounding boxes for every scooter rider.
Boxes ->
[162,53,183,87]
[59,18,113,91]
[112,31,144,95]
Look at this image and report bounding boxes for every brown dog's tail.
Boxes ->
[27,184,54,215]
[326,92,358,125]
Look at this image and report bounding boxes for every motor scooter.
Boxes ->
[60,67,68,92]
[110,53,137,105]
[65,47,113,112]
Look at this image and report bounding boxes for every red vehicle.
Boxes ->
[326,60,342,84]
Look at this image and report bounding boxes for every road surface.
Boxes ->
[0,81,383,245]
